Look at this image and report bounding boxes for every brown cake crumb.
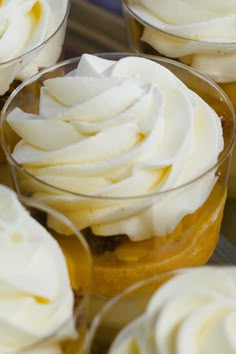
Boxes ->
[0,80,21,110]
[82,228,128,254]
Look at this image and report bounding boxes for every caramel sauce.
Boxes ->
[29,1,42,22]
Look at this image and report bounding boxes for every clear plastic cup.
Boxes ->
[121,0,236,195]
[121,0,236,106]
[1,53,235,299]
[0,0,70,163]
[86,266,235,354]
[11,196,93,354]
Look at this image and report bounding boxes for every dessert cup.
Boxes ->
[0,0,70,163]
[5,194,92,354]
[121,0,236,106]
[86,266,236,354]
[1,53,235,299]
[121,0,236,196]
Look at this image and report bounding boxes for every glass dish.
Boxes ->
[1,53,235,299]
[0,0,70,162]
[7,195,92,354]
[54,0,236,267]
[86,266,236,354]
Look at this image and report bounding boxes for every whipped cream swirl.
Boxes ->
[0,186,76,354]
[110,267,236,354]
[8,54,224,240]
[127,0,236,82]
[0,0,68,95]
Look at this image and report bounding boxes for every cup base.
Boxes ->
[89,182,226,298]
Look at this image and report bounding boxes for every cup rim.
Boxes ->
[84,265,235,354]
[0,0,70,67]
[122,0,236,48]
[6,195,93,354]
[1,52,235,201]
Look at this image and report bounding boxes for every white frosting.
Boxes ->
[8,54,224,240]
[0,186,76,354]
[110,267,236,354]
[0,0,68,95]
[127,0,236,82]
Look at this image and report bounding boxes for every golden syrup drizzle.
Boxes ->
[29,1,42,22]
[138,132,145,142]
[34,295,50,304]
[10,233,22,243]
[151,165,172,190]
